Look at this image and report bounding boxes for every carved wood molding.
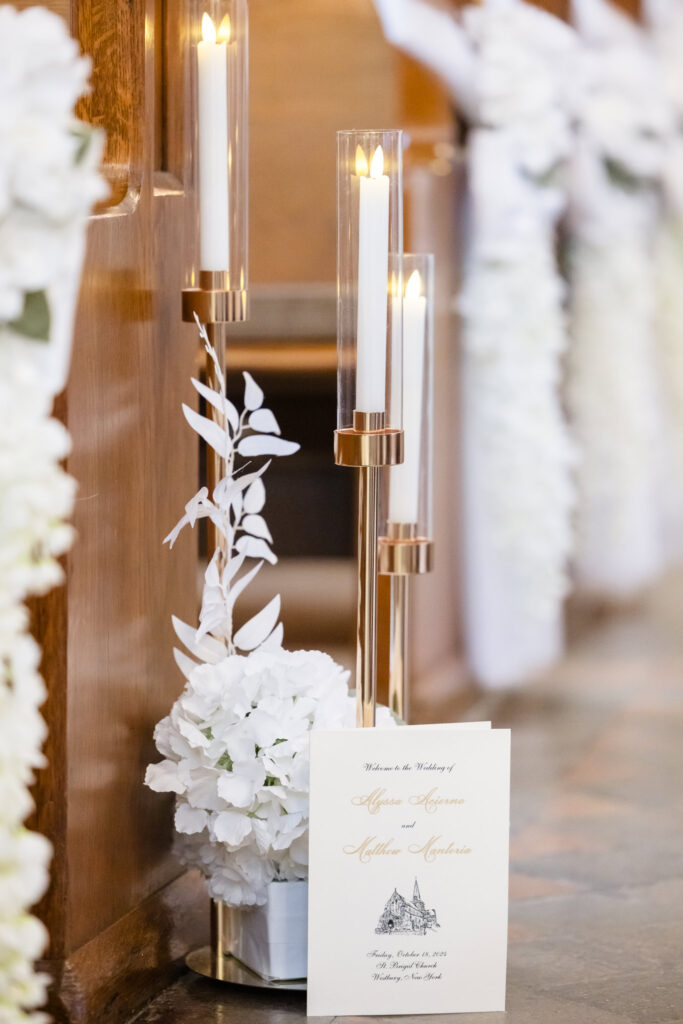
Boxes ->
[39,872,209,1024]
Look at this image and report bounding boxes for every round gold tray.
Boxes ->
[186,947,307,991]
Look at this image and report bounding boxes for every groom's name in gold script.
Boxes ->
[351,787,465,815]
[343,835,472,863]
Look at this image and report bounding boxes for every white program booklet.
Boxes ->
[307,723,510,1017]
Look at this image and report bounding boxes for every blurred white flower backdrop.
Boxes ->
[458,3,577,687]
[567,0,669,596]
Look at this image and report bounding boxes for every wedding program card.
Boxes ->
[307,724,510,1017]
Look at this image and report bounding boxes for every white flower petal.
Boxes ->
[145,760,186,795]
[212,810,253,846]
[175,803,208,835]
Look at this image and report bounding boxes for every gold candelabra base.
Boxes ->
[334,411,403,728]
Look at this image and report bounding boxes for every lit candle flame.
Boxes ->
[218,13,231,42]
[202,12,216,43]
[355,145,369,177]
[405,269,422,300]
[370,145,384,179]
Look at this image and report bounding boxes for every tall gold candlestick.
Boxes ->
[336,130,405,726]
[335,411,403,727]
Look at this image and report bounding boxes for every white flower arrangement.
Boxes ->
[146,322,396,906]
[567,0,669,596]
[0,7,105,1022]
[147,648,394,907]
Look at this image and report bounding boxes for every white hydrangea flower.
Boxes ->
[146,649,398,906]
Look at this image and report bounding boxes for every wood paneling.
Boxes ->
[249,0,400,285]
[40,873,207,1024]
[75,0,143,208]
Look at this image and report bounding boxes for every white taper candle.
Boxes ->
[355,145,390,413]
[197,12,230,272]
[389,269,426,523]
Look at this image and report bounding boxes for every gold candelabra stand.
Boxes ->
[379,524,434,723]
[335,411,403,727]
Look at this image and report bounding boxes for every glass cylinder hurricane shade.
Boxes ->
[183,0,248,322]
[337,130,403,430]
[383,253,434,540]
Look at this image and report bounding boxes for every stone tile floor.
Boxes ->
[134,575,683,1023]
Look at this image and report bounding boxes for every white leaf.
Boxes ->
[227,560,263,612]
[173,647,199,680]
[243,476,266,514]
[258,621,284,653]
[249,409,280,435]
[191,377,239,432]
[233,461,271,493]
[182,404,230,458]
[242,514,272,542]
[164,513,189,548]
[172,615,226,664]
[231,489,243,523]
[214,462,270,509]
[204,549,221,587]
[197,605,228,643]
[237,435,300,458]
[186,487,210,527]
[223,551,247,585]
[234,535,278,565]
[243,371,264,411]
[164,491,219,547]
[234,595,281,651]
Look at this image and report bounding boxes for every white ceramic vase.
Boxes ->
[228,879,308,981]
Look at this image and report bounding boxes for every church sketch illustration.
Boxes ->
[375,879,439,935]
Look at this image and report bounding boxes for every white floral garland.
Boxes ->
[647,2,683,561]
[458,2,577,622]
[567,0,669,596]
[0,8,105,1021]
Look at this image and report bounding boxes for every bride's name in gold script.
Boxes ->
[343,835,471,863]
[351,787,465,815]
[409,788,465,814]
